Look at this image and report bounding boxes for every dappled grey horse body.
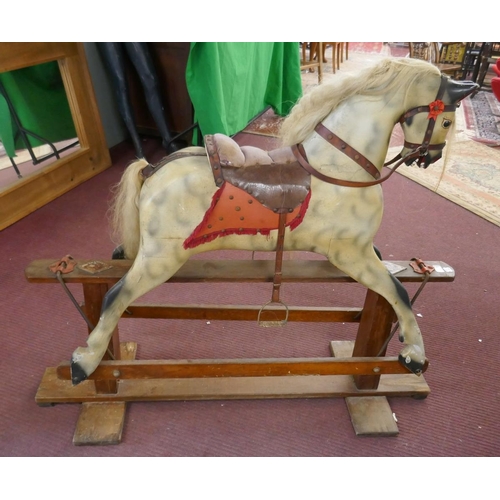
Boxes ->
[70,58,478,385]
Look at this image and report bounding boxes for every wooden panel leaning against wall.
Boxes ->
[0,42,111,231]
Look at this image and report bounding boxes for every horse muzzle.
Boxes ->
[418,151,442,168]
[404,143,444,168]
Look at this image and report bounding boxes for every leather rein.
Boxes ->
[292,75,456,188]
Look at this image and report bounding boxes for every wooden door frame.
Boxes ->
[0,42,111,230]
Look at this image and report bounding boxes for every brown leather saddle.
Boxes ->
[204,133,310,213]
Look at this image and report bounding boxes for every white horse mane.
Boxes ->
[279,57,441,146]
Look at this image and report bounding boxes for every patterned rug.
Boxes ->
[462,90,500,146]
[391,140,500,226]
[388,100,500,228]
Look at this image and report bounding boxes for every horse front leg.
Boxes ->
[71,242,189,384]
[327,240,426,375]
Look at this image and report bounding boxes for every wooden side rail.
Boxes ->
[25,258,456,284]
[26,257,455,443]
[25,258,454,328]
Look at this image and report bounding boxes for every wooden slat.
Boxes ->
[35,368,430,404]
[55,356,423,381]
[0,148,111,230]
[124,304,362,322]
[0,42,78,72]
[25,259,456,284]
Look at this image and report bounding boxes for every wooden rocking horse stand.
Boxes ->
[26,255,454,445]
[26,58,476,445]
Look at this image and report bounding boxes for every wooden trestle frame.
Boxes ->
[26,257,455,445]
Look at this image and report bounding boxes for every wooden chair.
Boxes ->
[324,43,349,72]
[409,42,466,79]
[437,42,467,78]
[327,43,340,73]
[300,43,323,83]
[476,42,500,88]
[301,43,347,76]
[461,42,485,81]
[409,42,439,63]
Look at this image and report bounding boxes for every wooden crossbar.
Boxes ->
[25,258,456,284]
[55,355,423,381]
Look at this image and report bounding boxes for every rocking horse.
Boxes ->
[67,57,477,386]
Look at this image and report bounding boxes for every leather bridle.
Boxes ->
[292,75,456,188]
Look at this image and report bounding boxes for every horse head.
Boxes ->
[399,75,478,168]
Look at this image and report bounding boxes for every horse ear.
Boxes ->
[446,79,479,104]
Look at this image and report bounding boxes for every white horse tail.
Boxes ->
[110,158,149,259]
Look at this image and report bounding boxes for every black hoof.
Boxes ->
[398,353,427,376]
[71,361,88,386]
[112,244,126,260]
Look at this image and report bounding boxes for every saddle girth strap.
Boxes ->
[271,211,288,303]
[314,123,381,179]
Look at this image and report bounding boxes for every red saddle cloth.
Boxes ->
[183,182,311,250]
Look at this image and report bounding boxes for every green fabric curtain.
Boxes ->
[0,61,77,158]
[185,42,303,138]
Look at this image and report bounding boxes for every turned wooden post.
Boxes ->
[352,289,396,390]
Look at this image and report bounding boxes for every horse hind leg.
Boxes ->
[328,241,426,375]
[71,243,188,384]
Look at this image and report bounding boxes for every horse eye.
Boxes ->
[442,119,452,129]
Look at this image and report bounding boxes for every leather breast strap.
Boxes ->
[314,123,380,179]
[291,143,422,188]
